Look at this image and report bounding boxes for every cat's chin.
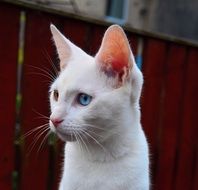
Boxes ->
[56,132,77,142]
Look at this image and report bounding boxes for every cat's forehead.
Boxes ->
[52,57,107,93]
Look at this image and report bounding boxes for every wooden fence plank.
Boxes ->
[20,10,62,190]
[128,34,138,57]
[0,3,19,190]
[154,44,187,190]
[64,19,91,50]
[193,144,198,190]
[141,39,168,188]
[175,48,198,190]
[85,25,105,55]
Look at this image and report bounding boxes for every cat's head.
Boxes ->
[49,24,143,143]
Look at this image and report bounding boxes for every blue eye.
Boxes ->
[77,93,92,106]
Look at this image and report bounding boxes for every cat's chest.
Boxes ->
[60,157,136,190]
[60,171,132,190]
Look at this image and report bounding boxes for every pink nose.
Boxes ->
[50,118,63,128]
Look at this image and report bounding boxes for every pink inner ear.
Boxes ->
[96,25,132,81]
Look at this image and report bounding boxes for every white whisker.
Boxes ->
[42,49,59,76]
[76,131,91,156]
[21,123,49,140]
[26,126,49,156]
[37,130,50,154]
[28,64,56,81]
[84,128,103,139]
[81,123,109,132]
[73,131,83,153]
[27,72,54,81]
[32,109,50,120]
[80,129,107,153]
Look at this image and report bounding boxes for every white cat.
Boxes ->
[49,24,149,190]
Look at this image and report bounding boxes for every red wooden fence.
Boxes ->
[0,1,197,190]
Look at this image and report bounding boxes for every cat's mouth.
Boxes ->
[55,128,77,142]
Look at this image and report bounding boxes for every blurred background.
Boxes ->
[22,0,198,42]
[0,0,198,190]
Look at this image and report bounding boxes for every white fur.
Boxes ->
[49,25,149,190]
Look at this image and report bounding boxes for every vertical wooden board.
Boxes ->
[128,34,138,56]
[63,19,91,51]
[20,10,62,190]
[128,34,140,70]
[87,25,106,55]
[0,3,19,190]
[141,39,168,187]
[51,140,64,190]
[193,145,198,190]
[154,44,187,190]
[175,48,198,190]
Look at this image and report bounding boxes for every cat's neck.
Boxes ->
[66,121,141,163]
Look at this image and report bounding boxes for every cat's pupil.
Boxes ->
[77,93,92,106]
[53,90,59,101]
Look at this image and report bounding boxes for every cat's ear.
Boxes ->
[95,25,133,86]
[50,24,72,70]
